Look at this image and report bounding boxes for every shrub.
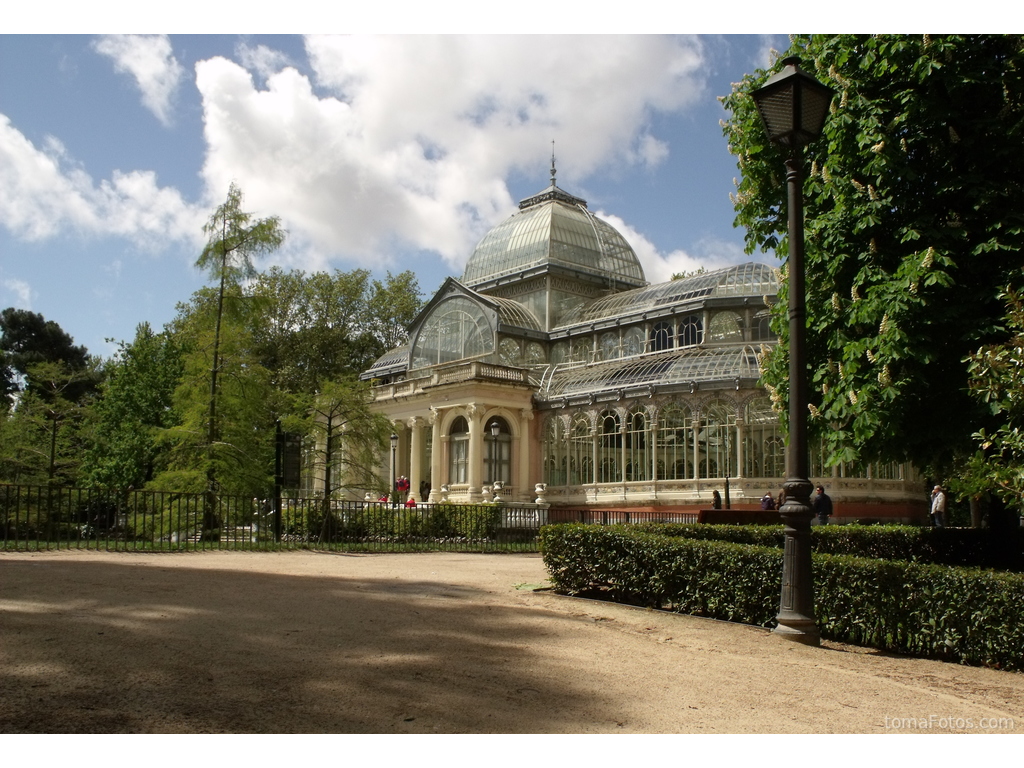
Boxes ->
[629,523,1024,571]
[540,523,1024,670]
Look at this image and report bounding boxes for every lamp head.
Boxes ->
[751,56,833,148]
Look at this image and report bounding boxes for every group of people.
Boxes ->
[760,485,834,524]
[752,482,949,527]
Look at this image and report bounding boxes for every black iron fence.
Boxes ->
[0,484,550,553]
[0,484,700,553]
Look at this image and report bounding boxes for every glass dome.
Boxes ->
[462,181,646,289]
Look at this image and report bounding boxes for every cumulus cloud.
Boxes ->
[93,34,184,127]
[0,114,205,247]
[236,42,294,83]
[599,213,753,284]
[195,35,708,273]
[2,277,32,309]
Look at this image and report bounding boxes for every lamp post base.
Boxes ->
[772,616,821,645]
[775,481,820,647]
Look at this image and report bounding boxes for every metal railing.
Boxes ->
[0,484,547,553]
[550,508,699,526]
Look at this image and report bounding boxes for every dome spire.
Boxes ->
[518,144,587,210]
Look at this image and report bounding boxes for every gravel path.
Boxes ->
[2,550,1023,734]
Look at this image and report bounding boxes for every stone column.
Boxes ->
[408,416,423,503]
[428,407,443,503]
[467,404,483,501]
[518,408,533,502]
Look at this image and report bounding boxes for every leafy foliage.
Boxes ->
[541,523,1024,669]
[964,285,1024,507]
[82,323,184,489]
[630,522,1024,571]
[0,308,94,409]
[194,184,285,493]
[722,35,1024,474]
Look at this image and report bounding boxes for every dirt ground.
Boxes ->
[2,549,1024,735]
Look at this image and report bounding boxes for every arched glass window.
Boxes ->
[568,414,593,485]
[624,408,650,481]
[744,397,782,478]
[551,341,569,364]
[542,417,566,486]
[599,331,620,361]
[412,297,494,368]
[498,337,522,366]
[524,342,546,365]
[448,416,469,485]
[484,418,511,485]
[657,404,693,480]
[752,310,775,342]
[707,311,743,344]
[598,410,621,483]
[679,315,703,347]
[697,401,737,479]
[623,327,645,357]
[651,321,672,352]
[568,337,590,364]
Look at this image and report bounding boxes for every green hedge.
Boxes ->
[540,524,1024,670]
[629,523,1024,571]
[310,503,502,541]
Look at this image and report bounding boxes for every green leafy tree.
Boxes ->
[195,184,285,495]
[722,35,1024,478]
[295,377,391,533]
[157,289,284,498]
[963,283,1024,513]
[0,308,95,408]
[366,270,422,354]
[0,361,99,484]
[82,323,184,489]
[0,310,99,484]
[246,267,379,392]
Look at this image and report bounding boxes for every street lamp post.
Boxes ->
[390,432,398,506]
[751,56,833,645]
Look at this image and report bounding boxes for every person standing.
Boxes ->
[712,490,722,509]
[811,484,833,525]
[930,485,947,528]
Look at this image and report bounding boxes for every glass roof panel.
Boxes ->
[490,295,541,330]
[538,345,761,399]
[361,345,409,379]
[560,262,778,326]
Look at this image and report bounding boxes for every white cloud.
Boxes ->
[2,277,32,309]
[236,42,294,82]
[599,213,755,284]
[195,35,708,273]
[93,35,184,127]
[0,114,206,247]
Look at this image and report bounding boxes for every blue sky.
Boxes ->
[4,32,789,358]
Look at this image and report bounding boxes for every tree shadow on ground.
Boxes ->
[0,556,614,733]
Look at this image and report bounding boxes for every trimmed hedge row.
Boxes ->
[540,523,1024,670]
[302,503,503,541]
[629,523,1024,571]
